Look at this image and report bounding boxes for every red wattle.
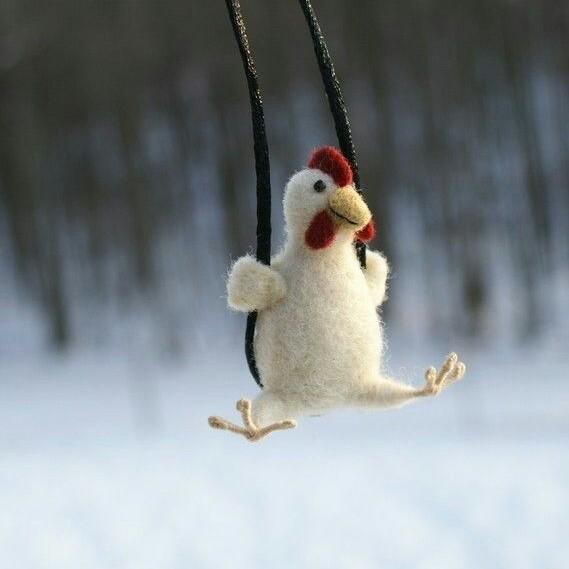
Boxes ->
[355,219,376,242]
[305,211,336,250]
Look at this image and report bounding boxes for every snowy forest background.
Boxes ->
[0,1,568,568]
[1,0,568,350]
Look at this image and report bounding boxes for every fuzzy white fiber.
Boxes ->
[215,163,465,440]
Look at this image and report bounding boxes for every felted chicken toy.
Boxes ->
[209,146,466,441]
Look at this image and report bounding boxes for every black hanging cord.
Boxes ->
[297,0,367,268]
[224,0,271,388]
[224,0,365,387]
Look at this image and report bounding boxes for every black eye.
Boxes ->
[313,179,326,193]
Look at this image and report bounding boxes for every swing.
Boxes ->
[208,0,466,442]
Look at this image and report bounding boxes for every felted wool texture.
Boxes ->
[304,210,336,250]
[227,255,287,312]
[363,249,389,306]
[308,146,353,187]
[328,185,371,227]
[225,154,466,431]
[356,218,376,242]
[227,168,392,426]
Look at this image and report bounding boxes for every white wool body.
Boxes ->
[253,236,388,424]
[228,169,414,427]
[219,165,466,436]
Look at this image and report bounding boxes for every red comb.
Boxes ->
[308,146,353,187]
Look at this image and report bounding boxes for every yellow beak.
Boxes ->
[328,185,371,230]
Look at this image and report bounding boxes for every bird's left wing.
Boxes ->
[363,249,389,306]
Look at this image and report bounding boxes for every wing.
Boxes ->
[363,249,389,306]
[227,255,287,312]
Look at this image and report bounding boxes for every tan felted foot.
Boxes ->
[420,353,467,397]
[208,398,296,442]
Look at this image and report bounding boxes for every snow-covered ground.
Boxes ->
[0,342,568,569]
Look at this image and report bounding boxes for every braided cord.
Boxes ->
[297,0,367,267]
[224,0,270,387]
[223,0,366,388]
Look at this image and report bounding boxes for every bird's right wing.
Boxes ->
[227,255,287,312]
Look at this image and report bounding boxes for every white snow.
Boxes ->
[0,343,568,569]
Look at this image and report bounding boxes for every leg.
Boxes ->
[351,353,466,409]
[208,390,297,442]
[251,389,304,427]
